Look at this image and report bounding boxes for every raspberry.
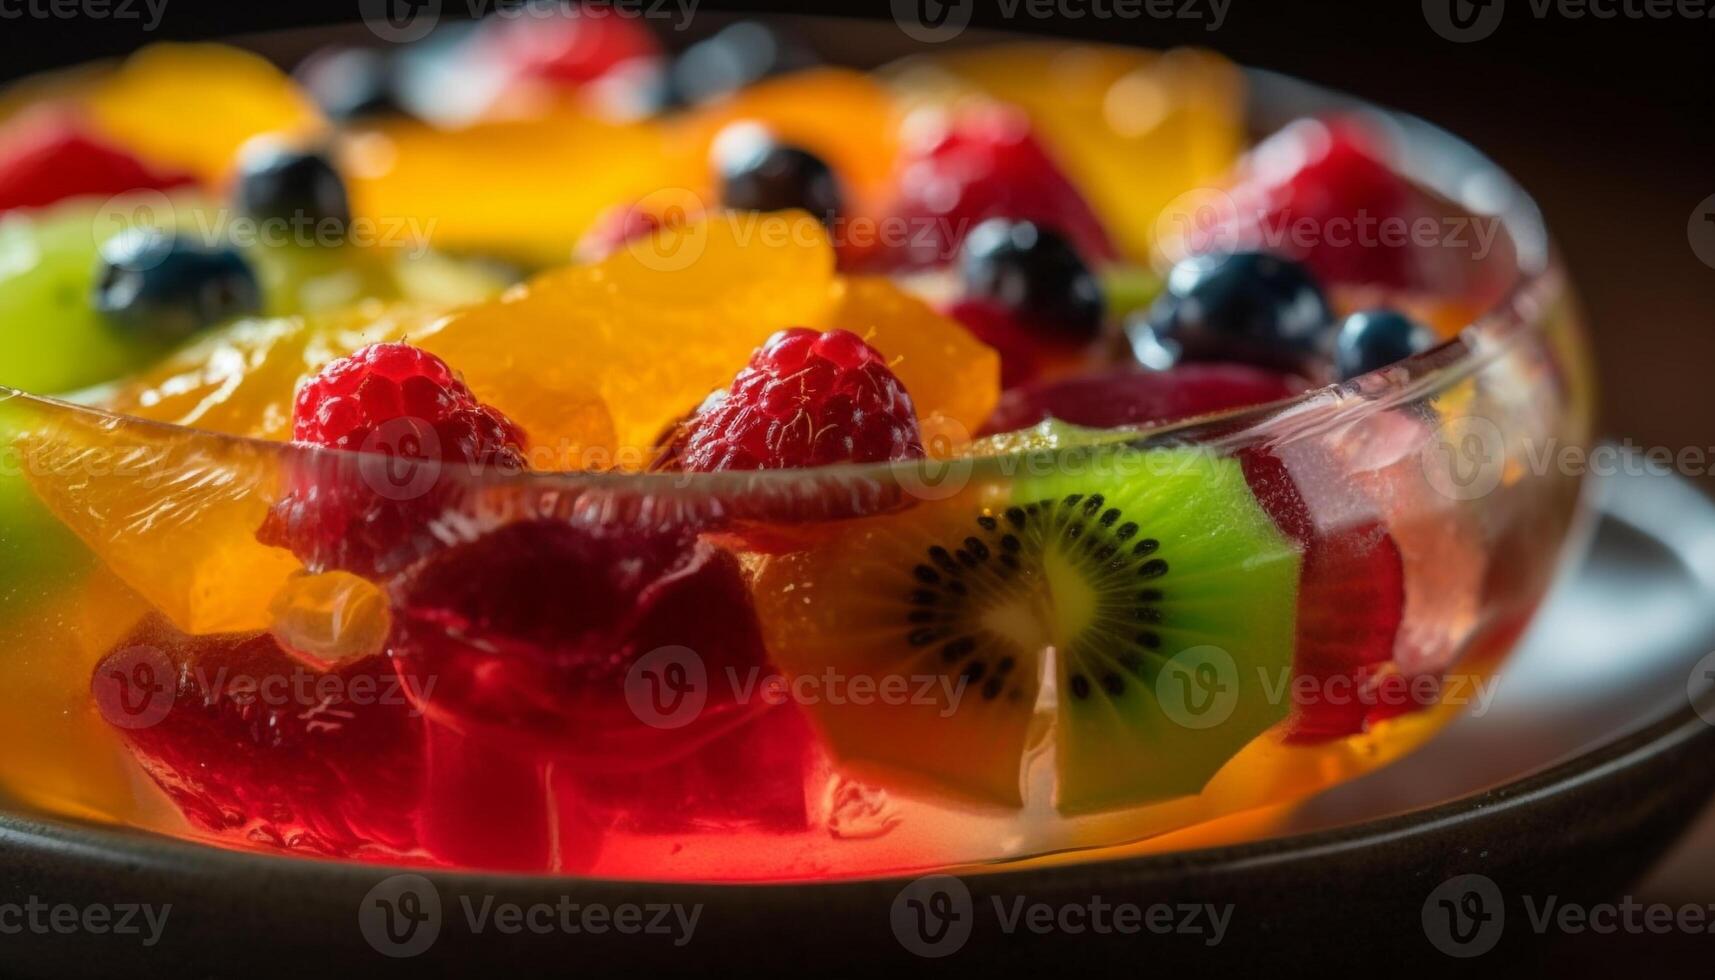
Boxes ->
[0,111,195,213]
[665,328,925,471]
[93,619,424,858]
[388,519,772,767]
[285,342,522,452]
[258,342,528,579]
[883,104,1116,270]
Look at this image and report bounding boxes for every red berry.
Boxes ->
[93,620,424,858]
[477,2,661,87]
[285,342,521,452]
[388,519,773,768]
[884,104,1116,270]
[1239,449,1407,740]
[575,199,683,262]
[980,362,1306,434]
[667,328,925,471]
[1290,520,1409,738]
[1199,117,1452,291]
[1259,118,1415,287]
[0,111,195,214]
[258,342,528,579]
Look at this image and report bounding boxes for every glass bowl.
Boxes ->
[0,53,1593,882]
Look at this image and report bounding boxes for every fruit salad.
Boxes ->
[0,10,1591,881]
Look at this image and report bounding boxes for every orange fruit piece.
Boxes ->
[0,563,155,823]
[102,247,505,441]
[84,43,323,183]
[342,109,680,267]
[17,397,304,635]
[268,569,392,670]
[822,276,999,452]
[889,44,1245,267]
[416,213,999,467]
[415,210,838,462]
[105,301,453,441]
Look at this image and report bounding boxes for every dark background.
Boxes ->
[2,0,1712,965]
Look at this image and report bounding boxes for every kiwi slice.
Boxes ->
[752,445,1300,813]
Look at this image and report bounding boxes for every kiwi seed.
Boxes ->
[894,495,1171,705]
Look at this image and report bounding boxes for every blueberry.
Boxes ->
[293,47,403,122]
[1333,308,1437,380]
[234,141,351,237]
[959,218,1104,342]
[1130,251,1333,372]
[714,126,842,225]
[669,21,815,107]
[93,229,262,341]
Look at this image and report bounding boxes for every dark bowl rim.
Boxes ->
[2,688,1703,893]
